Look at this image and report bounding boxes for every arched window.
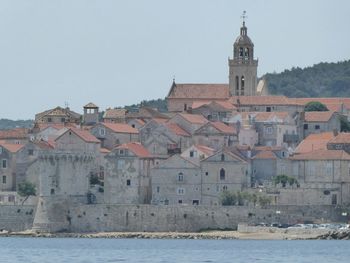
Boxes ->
[220,168,225,181]
[241,76,245,89]
[235,76,239,95]
[178,172,184,182]
[239,47,243,57]
[244,48,249,59]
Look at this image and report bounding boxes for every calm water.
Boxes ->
[0,237,349,263]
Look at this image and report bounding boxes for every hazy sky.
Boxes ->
[1,0,349,119]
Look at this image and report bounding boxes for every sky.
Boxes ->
[0,0,349,120]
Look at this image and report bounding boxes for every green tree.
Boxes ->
[220,191,237,206]
[304,101,329,112]
[273,175,299,188]
[258,195,272,208]
[17,181,36,205]
[339,115,350,132]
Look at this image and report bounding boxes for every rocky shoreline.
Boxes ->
[1,228,350,240]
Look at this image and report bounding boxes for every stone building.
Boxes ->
[0,128,29,144]
[167,113,208,135]
[327,132,350,153]
[302,111,340,139]
[190,100,236,121]
[180,145,215,161]
[193,121,238,149]
[83,102,99,125]
[151,154,201,205]
[103,108,127,123]
[35,106,81,124]
[90,122,139,150]
[201,148,250,205]
[104,142,154,204]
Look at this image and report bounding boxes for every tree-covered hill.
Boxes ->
[0,119,33,130]
[265,60,350,98]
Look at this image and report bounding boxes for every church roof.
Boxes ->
[167,83,229,100]
[84,102,98,108]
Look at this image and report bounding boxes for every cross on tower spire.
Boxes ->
[241,10,247,26]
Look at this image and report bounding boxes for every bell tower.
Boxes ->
[229,11,258,96]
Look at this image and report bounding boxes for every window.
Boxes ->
[241,76,245,89]
[266,107,271,112]
[220,168,226,180]
[2,159,7,169]
[315,125,320,130]
[266,127,273,134]
[50,189,55,195]
[8,195,15,202]
[119,149,124,155]
[235,76,239,93]
[221,154,225,161]
[178,172,184,182]
[223,185,228,191]
[131,124,135,128]
[2,175,6,184]
[332,194,337,205]
[304,124,308,130]
[192,200,199,205]
[126,179,131,186]
[205,172,209,176]
[239,47,243,57]
[61,118,65,123]
[177,188,185,195]
[189,151,195,157]
[47,117,52,122]
[244,48,249,59]
[156,186,160,193]
[99,128,106,136]
[178,200,183,204]
[28,149,34,156]
[184,104,187,111]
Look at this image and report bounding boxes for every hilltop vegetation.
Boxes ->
[0,119,33,130]
[265,60,350,97]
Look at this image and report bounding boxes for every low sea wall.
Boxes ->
[0,205,36,232]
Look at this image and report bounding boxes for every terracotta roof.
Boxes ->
[295,132,334,154]
[152,118,168,124]
[102,123,139,134]
[103,108,127,119]
[55,128,100,143]
[252,150,277,160]
[210,122,236,134]
[254,146,284,151]
[178,113,208,125]
[294,98,350,111]
[191,100,235,111]
[0,128,28,139]
[34,123,77,131]
[116,142,152,158]
[32,140,55,150]
[247,112,290,122]
[165,123,191,137]
[291,149,350,160]
[304,111,335,122]
[84,102,98,108]
[168,83,229,99]
[133,119,146,126]
[35,106,81,120]
[100,148,111,154]
[0,141,25,153]
[194,144,216,156]
[328,133,350,144]
[230,96,302,106]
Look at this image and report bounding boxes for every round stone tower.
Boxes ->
[229,15,258,96]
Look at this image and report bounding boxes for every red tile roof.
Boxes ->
[191,100,235,110]
[304,111,335,122]
[168,83,229,99]
[230,96,302,106]
[294,98,350,111]
[103,108,127,119]
[165,123,191,137]
[291,149,350,160]
[116,142,152,158]
[55,128,100,143]
[100,148,111,154]
[252,150,277,160]
[295,132,334,154]
[328,133,350,144]
[210,122,236,134]
[0,141,25,153]
[178,113,208,125]
[248,112,290,122]
[102,123,139,134]
[194,144,216,156]
[0,128,28,139]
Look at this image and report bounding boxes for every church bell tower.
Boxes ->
[229,12,258,96]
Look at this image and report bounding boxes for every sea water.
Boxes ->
[0,237,349,263]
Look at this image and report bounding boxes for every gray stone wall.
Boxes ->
[0,205,35,231]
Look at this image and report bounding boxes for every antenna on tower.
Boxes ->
[64,101,69,109]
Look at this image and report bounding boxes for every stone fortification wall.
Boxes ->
[65,204,346,233]
[0,205,36,231]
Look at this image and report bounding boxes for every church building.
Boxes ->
[167,15,267,113]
